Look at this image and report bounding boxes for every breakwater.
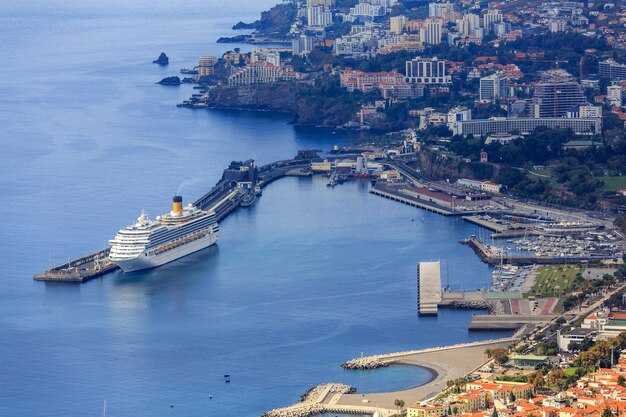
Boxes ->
[341,337,516,370]
[262,383,358,417]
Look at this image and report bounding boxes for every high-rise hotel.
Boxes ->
[405,57,451,84]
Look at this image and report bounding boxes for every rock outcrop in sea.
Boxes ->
[153,52,169,65]
[157,76,181,86]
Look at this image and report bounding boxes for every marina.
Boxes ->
[461,236,621,266]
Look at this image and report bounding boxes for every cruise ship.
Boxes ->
[109,196,219,272]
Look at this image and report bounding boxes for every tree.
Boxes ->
[394,399,405,415]
[509,391,516,403]
[602,406,613,417]
[618,375,626,387]
[546,369,568,390]
[490,347,509,366]
[528,371,545,389]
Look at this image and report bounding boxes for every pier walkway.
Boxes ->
[417,261,442,315]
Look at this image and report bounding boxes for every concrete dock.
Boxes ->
[417,261,442,315]
[33,248,118,282]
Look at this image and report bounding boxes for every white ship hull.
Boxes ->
[115,232,218,273]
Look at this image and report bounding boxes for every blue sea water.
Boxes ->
[0,1,510,416]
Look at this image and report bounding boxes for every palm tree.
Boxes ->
[394,399,405,416]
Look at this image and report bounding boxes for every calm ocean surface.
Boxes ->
[0,1,509,416]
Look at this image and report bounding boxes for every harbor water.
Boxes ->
[0,1,509,416]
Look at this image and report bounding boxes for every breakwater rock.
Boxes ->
[342,356,387,370]
[448,300,504,315]
[342,337,516,370]
[262,383,355,417]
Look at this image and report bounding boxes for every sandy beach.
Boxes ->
[335,340,513,410]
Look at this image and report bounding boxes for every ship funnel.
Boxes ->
[172,195,183,215]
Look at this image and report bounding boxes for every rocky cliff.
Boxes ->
[411,149,503,182]
[203,82,359,127]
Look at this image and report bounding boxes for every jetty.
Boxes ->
[33,248,118,283]
[417,261,442,315]
[414,272,560,330]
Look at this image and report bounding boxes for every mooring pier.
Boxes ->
[34,153,318,282]
[33,248,118,283]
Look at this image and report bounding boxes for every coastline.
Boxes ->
[264,338,515,417]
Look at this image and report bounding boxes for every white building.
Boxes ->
[307,0,334,6]
[198,55,217,77]
[308,5,333,27]
[292,34,315,55]
[607,84,624,106]
[479,73,508,102]
[550,19,567,32]
[228,61,303,86]
[493,22,510,36]
[457,13,480,35]
[349,2,387,19]
[484,133,521,144]
[405,56,451,84]
[566,103,602,118]
[251,49,281,68]
[429,2,451,17]
[334,34,368,56]
[557,328,597,352]
[420,18,444,44]
[483,9,503,34]
[451,117,602,136]
[390,15,407,34]
[457,178,502,193]
[447,106,472,132]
